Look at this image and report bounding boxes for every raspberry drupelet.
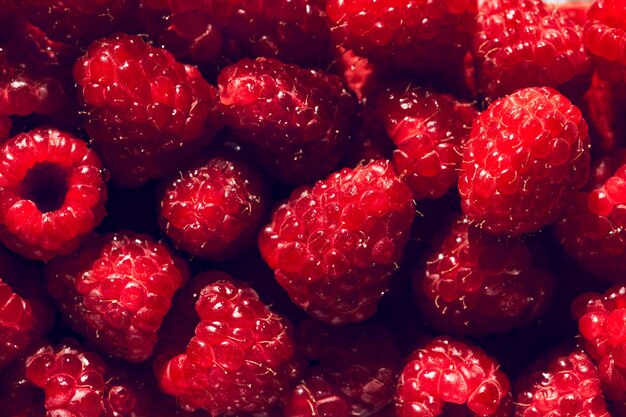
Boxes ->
[44,232,188,363]
[0,128,107,261]
[395,337,512,417]
[584,0,626,84]
[459,87,591,236]
[259,159,415,325]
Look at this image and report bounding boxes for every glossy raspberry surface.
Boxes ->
[584,0,626,84]
[0,279,34,369]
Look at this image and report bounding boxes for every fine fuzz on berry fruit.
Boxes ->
[584,0,626,84]
[0,128,107,261]
[459,87,591,236]
[45,232,188,362]
[259,160,415,325]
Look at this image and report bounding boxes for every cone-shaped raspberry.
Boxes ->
[45,232,188,362]
[259,160,415,325]
[584,0,626,84]
[459,87,591,236]
[0,128,107,261]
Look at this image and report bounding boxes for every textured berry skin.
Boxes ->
[159,155,268,261]
[584,0,626,84]
[74,33,220,187]
[157,273,300,416]
[326,0,477,72]
[0,128,107,261]
[459,87,591,236]
[415,216,554,336]
[45,232,187,362]
[515,349,610,417]
[581,73,626,153]
[395,337,512,417]
[259,160,415,325]
[0,279,34,369]
[218,57,357,184]
[473,0,592,101]
[367,83,478,200]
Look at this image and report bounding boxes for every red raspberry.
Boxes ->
[259,160,415,325]
[515,348,610,417]
[330,47,381,102]
[218,57,357,184]
[459,87,591,236]
[0,279,34,369]
[74,33,221,187]
[325,0,477,73]
[581,73,626,153]
[553,1,590,26]
[584,0,626,84]
[395,337,512,417]
[473,0,592,101]
[0,128,107,261]
[44,232,188,362]
[159,155,268,262]
[157,272,300,416]
[414,215,554,336]
[366,83,478,200]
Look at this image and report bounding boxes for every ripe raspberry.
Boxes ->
[459,87,591,236]
[395,337,512,417]
[74,33,221,187]
[259,160,415,325]
[581,73,626,153]
[515,348,610,417]
[157,272,300,416]
[473,0,592,101]
[0,279,34,369]
[45,232,188,362]
[325,0,477,72]
[0,128,107,261]
[553,1,590,26]
[584,0,626,84]
[330,47,380,102]
[159,155,268,261]
[366,83,478,200]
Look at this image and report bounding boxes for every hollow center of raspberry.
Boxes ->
[21,162,68,213]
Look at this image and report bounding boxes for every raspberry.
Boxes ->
[325,0,477,72]
[0,279,34,369]
[218,57,357,184]
[45,232,188,362]
[515,348,610,417]
[458,87,591,236]
[554,1,590,26]
[473,0,592,101]
[0,359,46,417]
[0,128,107,261]
[74,33,221,187]
[581,73,626,153]
[415,215,554,336]
[259,160,415,324]
[159,155,268,262]
[395,337,512,417]
[366,83,478,200]
[330,47,380,102]
[584,0,626,84]
[157,272,300,416]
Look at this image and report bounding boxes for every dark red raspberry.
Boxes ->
[45,232,188,362]
[459,87,591,236]
[159,155,268,261]
[584,0,626,84]
[581,73,626,153]
[473,0,592,101]
[218,57,357,184]
[325,0,477,73]
[330,47,381,102]
[0,279,34,369]
[259,160,415,324]
[366,83,478,200]
[0,359,45,417]
[395,337,512,417]
[0,128,107,261]
[74,33,221,187]
[515,348,610,417]
[157,272,300,416]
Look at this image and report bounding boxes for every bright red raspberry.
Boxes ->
[515,348,610,417]
[459,87,591,236]
[554,1,590,26]
[366,83,478,200]
[159,155,268,261]
[259,160,415,324]
[395,337,512,417]
[44,232,188,362]
[74,33,221,187]
[325,0,477,72]
[157,272,300,416]
[0,128,107,261]
[473,0,592,101]
[584,0,626,84]
[0,279,34,369]
[218,57,357,184]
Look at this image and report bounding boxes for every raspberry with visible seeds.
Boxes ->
[45,232,188,362]
[395,337,512,417]
[259,160,415,325]
[584,0,626,84]
[459,87,591,236]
